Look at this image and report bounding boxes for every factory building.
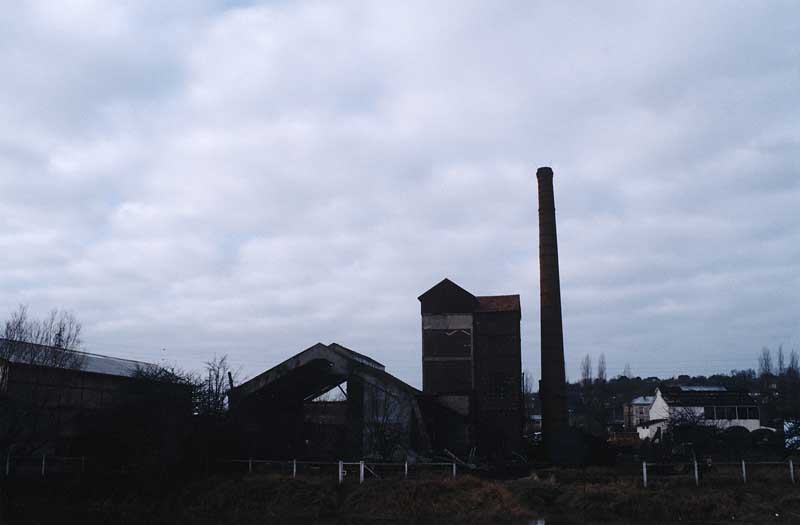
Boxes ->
[0,338,191,456]
[418,278,523,457]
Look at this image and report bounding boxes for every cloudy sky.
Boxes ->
[1,1,798,387]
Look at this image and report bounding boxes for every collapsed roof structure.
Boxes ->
[229,342,430,460]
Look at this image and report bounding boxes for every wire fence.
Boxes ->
[641,459,797,487]
[215,458,459,483]
[3,453,800,489]
[3,454,86,479]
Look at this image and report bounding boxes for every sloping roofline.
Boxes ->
[417,278,475,301]
[0,338,155,378]
[230,342,404,406]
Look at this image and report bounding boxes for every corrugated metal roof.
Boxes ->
[476,295,521,312]
[74,351,149,377]
[1,338,153,378]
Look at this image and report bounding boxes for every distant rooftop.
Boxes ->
[631,395,655,405]
[661,385,755,407]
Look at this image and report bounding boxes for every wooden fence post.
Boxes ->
[248,458,252,474]
[359,461,365,484]
[741,459,747,484]
[452,463,457,478]
[693,460,699,487]
[642,461,647,488]
[338,461,344,484]
[293,459,297,479]
[404,461,408,479]
[41,455,46,478]
[790,460,795,484]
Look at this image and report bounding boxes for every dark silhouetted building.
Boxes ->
[418,278,522,457]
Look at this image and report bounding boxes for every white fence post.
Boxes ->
[790,460,795,484]
[642,461,647,488]
[404,461,408,479]
[693,460,699,487]
[293,459,297,479]
[338,461,344,484]
[741,459,747,484]
[359,461,365,484]
[452,463,457,478]
[41,455,46,478]
[248,458,252,474]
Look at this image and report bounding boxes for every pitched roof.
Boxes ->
[418,278,478,314]
[0,338,153,378]
[476,295,521,312]
[630,395,655,405]
[417,278,475,301]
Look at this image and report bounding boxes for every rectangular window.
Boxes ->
[724,407,737,420]
[748,407,759,420]
[704,406,715,419]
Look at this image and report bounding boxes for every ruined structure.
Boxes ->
[229,282,523,461]
[229,343,430,460]
[536,166,569,459]
[418,278,523,458]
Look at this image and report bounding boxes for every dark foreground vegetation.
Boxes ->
[6,469,800,524]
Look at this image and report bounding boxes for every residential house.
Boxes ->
[637,386,771,440]
[624,395,654,430]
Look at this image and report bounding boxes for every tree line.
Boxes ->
[566,346,800,440]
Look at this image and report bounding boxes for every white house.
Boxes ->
[637,386,772,440]
[625,395,655,429]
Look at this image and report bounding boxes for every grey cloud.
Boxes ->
[0,1,798,386]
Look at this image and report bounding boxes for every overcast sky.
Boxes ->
[1,1,798,387]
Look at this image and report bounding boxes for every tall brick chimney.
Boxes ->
[537,166,568,456]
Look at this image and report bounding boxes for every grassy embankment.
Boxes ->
[7,467,800,524]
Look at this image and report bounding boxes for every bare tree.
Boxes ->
[664,406,718,459]
[1,306,87,456]
[597,353,607,383]
[362,382,409,460]
[788,350,800,378]
[580,354,592,386]
[198,354,240,416]
[623,363,633,379]
[758,347,774,377]
[1,305,85,369]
